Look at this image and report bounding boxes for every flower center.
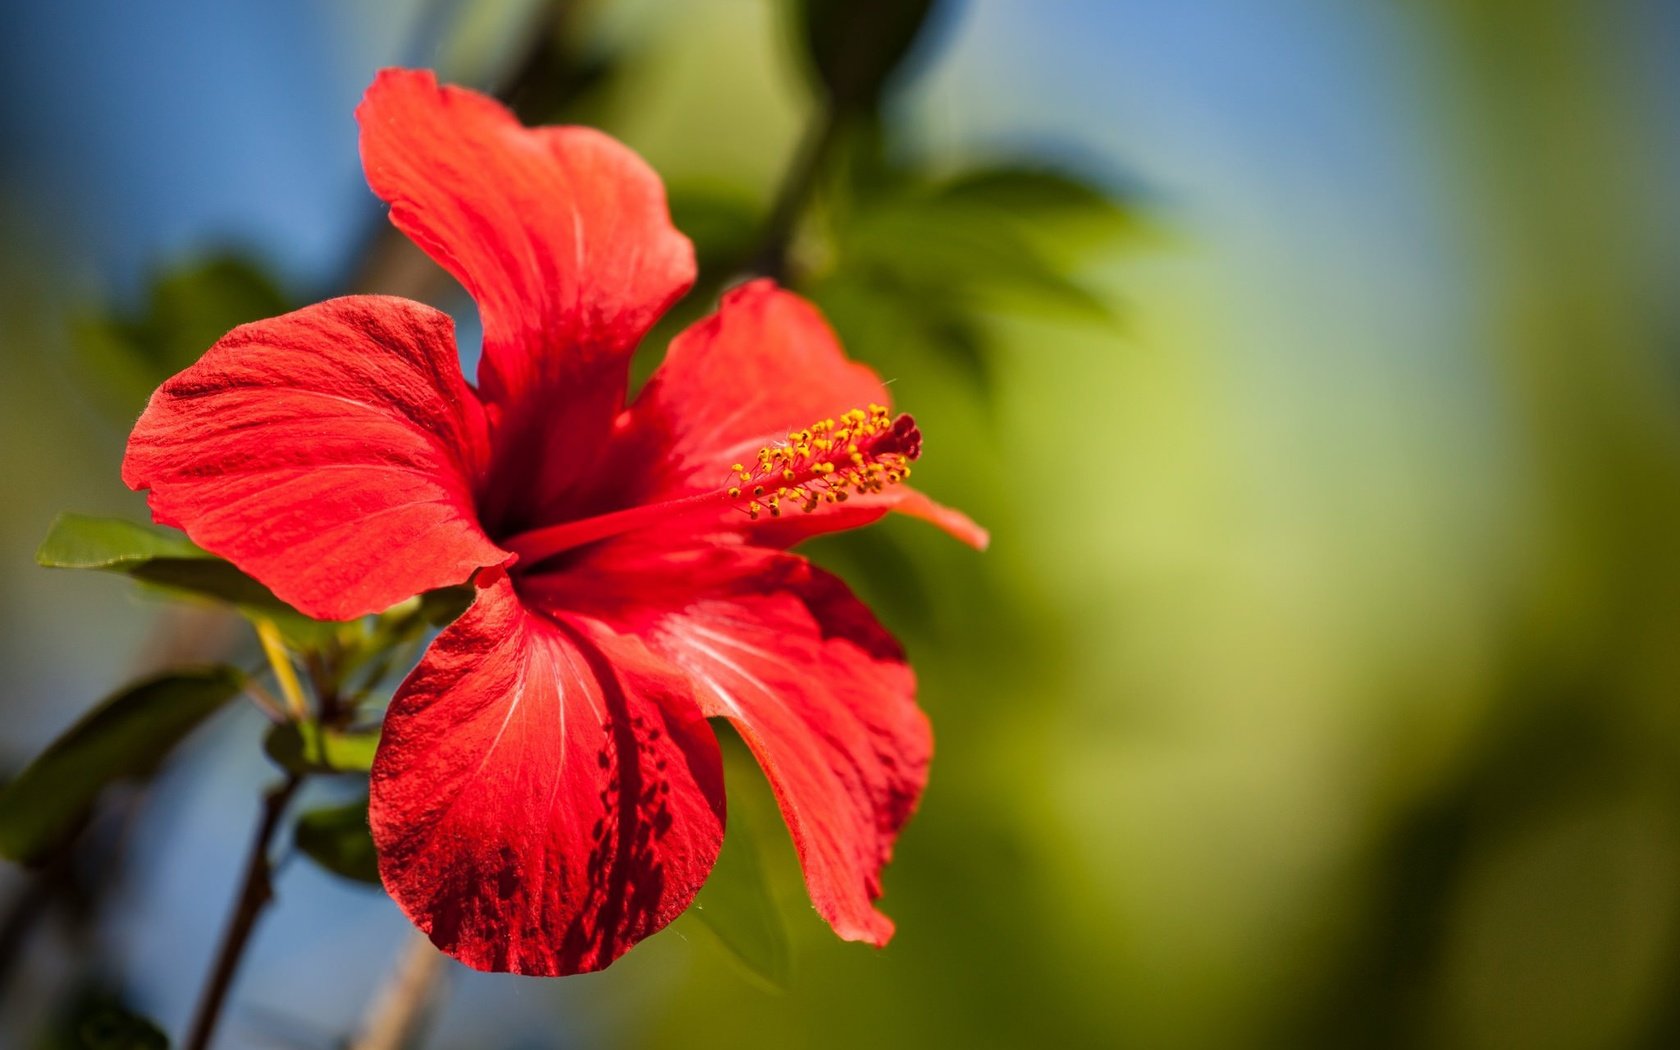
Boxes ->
[502,405,921,570]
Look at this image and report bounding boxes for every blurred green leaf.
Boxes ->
[689,766,792,990]
[0,667,244,864]
[294,796,381,886]
[137,255,288,369]
[939,165,1120,212]
[43,987,169,1050]
[71,253,289,420]
[668,183,762,277]
[808,144,1138,402]
[418,584,476,628]
[263,721,379,775]
[71,1011,168,1050]
[933,165,1143,259]
[810,271,996,399]
[841,201,1116,323]
[796,0,939,111]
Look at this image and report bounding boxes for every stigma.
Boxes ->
[726,405,921,519]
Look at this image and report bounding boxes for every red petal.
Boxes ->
[122,296,506,621]
[632,280,886,487]
[629,279,986,549]
[546,545,929,945]
[746,487,990,552]
[357,69,695,512]
[893,489,991,549]
[370,574,725,975]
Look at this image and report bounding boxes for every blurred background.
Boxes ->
[4,0,1680,1046]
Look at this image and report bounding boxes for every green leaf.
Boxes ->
[294,796,381,885]
[689,741,792,990]
[0,667,245,864]
[38,512,280,605]
[263,721,379,775]
[36,513,343,641]
[35,512,205,568]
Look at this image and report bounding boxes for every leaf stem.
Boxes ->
[184,773,303,1050]
[254,619,309,720]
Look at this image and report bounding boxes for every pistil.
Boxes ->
[503,405,921,569]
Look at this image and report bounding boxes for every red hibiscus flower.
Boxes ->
[120,69,985,976]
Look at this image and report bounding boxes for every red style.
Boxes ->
[123,69,985,975]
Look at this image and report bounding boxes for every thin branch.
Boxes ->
[242,680,288,724]
[184,774,303,1050]
[349,933,449,1050]
[750,99,844,283]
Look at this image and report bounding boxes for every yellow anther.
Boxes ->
[728,404,921,519]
